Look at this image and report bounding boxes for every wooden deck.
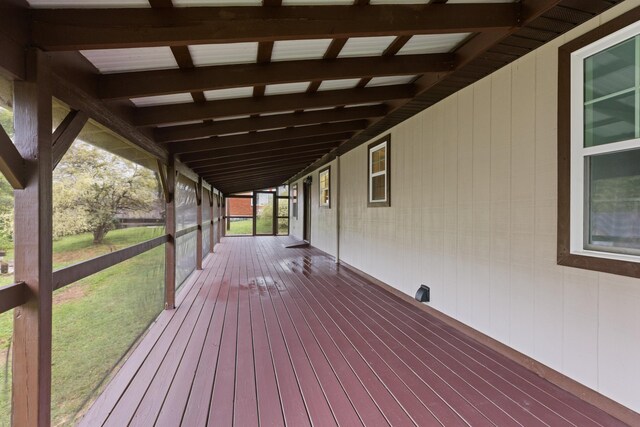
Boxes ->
[79,236,627,427]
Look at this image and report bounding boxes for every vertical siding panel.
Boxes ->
[457,87,474,324]
[509,55,536,355]
[472,77,492,331]
[490,67,511,343]
[432,102,446,308]
[421,105,435,296]
[533,41,564,369]
[443,95,459,316]
[597,274,640,411]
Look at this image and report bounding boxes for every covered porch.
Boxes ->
[80,236,624,427]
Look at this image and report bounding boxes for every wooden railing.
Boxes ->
[0,281,29,315]
[51,234,170,291]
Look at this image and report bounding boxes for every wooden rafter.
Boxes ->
[191,149,330,172]
[170,120,367,155]
[52,109,88,169]
[194,154,322,175]
[98,53,454,99]
[179,134,349,164]
[31,4,518,51]
[135,85,414,126]
[155,105,385,143]
[0,121,26,189]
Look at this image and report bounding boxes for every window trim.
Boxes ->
[558,7,640,278]
[291,183,298,219]
[367,135,391,208]
[318,166,331,208]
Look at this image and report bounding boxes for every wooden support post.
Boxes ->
[209,191,214,253]
[12,49,53,427]
[196,177,203,270]
[164,157,176,310]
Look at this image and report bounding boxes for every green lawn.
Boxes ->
[0,227,165,426]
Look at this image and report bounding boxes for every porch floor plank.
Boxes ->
[79,236,629,427]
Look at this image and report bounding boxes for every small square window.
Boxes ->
[319,167,330,208]
[368,136,390,207]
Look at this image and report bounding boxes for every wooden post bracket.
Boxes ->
[52,109,88,170]
[0,121,26,189]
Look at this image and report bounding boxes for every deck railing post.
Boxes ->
[165,157,176,309]
[196,177,203,270]
[12,48,54,427]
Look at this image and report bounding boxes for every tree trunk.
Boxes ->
[93,226,107,244]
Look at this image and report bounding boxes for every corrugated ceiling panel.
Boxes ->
[27,0,149,7]
[345,102,383,108]
[304,106,337,112]
[367,75,417,87]
[369,0,427,4]
[131,93,193,107]
[174,0,261,5]
[80,47,178,74]
[265,82,310,96]
[338,36,396,58]
[204,87,254,101]
[318,79,361,91]
[190,43,258,67]
[157,120,203,128]
[397,33,471,55]
[261,111,296,117]
[271,39,333,62]
[282,0,352,4]
[215,115,252,121]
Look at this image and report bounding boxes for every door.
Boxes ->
[303,177,312,242]
[254,191,276,235]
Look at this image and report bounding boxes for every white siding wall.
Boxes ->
[296,0,640,412]
[289,159,339,257]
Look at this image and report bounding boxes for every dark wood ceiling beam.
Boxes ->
[191,149,328,172]
[99,53,454,100]
[135,84,414,126]
[170,120,366,154]
[291,0,565,183]
[47,54,168,162]
[204,163,313,180]
[196,155,320,175]
[218,176,292,194]
[31,4,519,51]
[210,170,298,185]
[155,105,385,143]
[0,2,29,79]
[183,139,341,166]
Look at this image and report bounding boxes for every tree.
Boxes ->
[54,141,160,243]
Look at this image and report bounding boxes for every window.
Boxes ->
[291,183,298,219]
[368,136,390,207]
[559,11,640,277]
[319,167,330,208]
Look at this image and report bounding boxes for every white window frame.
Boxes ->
[369,140,388,204]
[319,167,330,208]
[569,20,640,263]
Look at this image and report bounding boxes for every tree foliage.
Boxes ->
[53,141,160,243]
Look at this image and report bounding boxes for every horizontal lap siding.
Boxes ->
[334,1,640,414]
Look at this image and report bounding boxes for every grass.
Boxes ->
[0,227,165,426]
